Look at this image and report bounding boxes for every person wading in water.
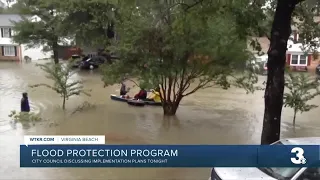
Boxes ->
[21,92,30,112]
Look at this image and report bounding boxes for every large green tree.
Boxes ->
[56,0,118,48]
[101,0,259,115]
[11,0,69,64]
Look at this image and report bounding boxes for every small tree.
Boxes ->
[283,72,320,127]
[30,62,91,110]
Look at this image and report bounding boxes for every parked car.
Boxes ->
[79,56,106,70]
[246,60,260,73]
[262,61,268,75]
[316,64,320,80]
[209,137,320,180]
[70,54,82,68]
[254,54,268,75]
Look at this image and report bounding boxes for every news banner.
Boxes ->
[20,135,320,167]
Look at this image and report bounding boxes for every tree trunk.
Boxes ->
[293,110,297,127]
[49,8,59,64]
[163,102,179,116]
[260,0,301,145]
[52,40,59,64]
[62,96,66,110]
[162,95,182,116]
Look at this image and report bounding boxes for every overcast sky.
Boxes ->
[1,0,16,6]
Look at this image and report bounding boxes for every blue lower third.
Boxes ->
[20,145,320,167]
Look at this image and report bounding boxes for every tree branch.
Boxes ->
[183,0,205,11]
[182,79,210,97]
[125,78,140,87]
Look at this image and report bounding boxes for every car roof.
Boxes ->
[280,137,320,145]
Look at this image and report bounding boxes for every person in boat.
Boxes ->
[146,87,162,102]
[120,82,128,96]
[134,87,147,100]
[21,92,30,112]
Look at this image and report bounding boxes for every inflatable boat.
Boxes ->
[127,99,145,107]
[143,100,162,106]
[110,94,162,106]
[110,94,129,102]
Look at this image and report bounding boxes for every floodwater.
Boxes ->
[1,61,320,180]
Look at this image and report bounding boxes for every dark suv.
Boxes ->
[316,64,320,80]
[79,56,106,70]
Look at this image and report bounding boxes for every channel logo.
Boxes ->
[291,147,307,165]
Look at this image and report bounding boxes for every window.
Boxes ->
[297,168,320,180]
[3,46,16,56]
[292,31,300,42]
[291,55,299,64]
[300,55,307,65]
[290,54,308,66]
[1,28,11,38]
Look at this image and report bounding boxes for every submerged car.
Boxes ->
[254,55,268,75]
[246,60,260,73]
[262,61,268,75]
[70,54,83,68]
[210,137,320,180]
[79,56,106,70]
[316,64,320,80]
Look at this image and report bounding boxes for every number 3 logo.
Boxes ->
[291,147,307,164]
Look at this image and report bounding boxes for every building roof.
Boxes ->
[286,39,320,54]
[0,14,23,27]
[286,43,312,54]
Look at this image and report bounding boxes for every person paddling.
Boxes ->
[21,92,30,112]
[146,87,162,102]
[134,87,147,100]
[120,82,128,96]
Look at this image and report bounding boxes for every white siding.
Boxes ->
[0,37,17,45]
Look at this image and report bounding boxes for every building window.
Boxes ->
[300,55,307,65]
[291,55,299,64]
[1,28,11,38]
[3,46,16,56]
[290,54,308,66]
[292,31,299,42]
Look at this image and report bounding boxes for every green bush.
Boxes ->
[8,110,42,122]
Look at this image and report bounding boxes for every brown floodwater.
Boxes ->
[1,61,320,180]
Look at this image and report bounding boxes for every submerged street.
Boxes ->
[1,61,320,180]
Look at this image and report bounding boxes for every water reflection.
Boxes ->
[162,116,181,130]
[0,61,320,180]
